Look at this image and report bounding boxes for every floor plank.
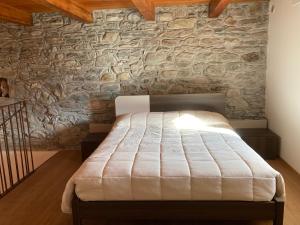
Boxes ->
[0,151,299,225]
[0,151,80,225]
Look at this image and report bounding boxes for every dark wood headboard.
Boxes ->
[150,94,225,115]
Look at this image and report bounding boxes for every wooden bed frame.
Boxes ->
[72,94,284,225]
[72,196,284,225]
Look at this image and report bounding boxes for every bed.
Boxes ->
[62,94,285,225]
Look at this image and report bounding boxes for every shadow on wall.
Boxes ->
[27,80,229,151]
[29,122,89,151]
[27,98,116,151]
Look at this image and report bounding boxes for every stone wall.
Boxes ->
[0,2,269,149]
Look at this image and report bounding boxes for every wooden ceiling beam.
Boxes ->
[0,3,32,25]
[75,0,135,11]
[131,0,155,20]
[35,0,93,23]
[209,0,231,17]
[46,0,93,22]
[153,0,209,7]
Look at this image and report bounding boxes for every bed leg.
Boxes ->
[273,200,284,225]
[72,195,82,225]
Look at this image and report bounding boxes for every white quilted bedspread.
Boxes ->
[62,111,285,213]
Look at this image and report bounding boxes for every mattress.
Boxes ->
[62,111,285,213]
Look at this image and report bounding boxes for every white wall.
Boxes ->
[266,0,300,173]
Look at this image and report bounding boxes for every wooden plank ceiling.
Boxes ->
[0,0,264,26]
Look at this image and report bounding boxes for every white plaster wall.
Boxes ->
[266,0,300,173]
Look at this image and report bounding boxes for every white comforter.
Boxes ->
[62,111,285,213]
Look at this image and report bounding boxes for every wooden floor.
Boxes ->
[0,151,299,225]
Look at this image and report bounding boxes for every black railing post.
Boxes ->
[0,99,34,197]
